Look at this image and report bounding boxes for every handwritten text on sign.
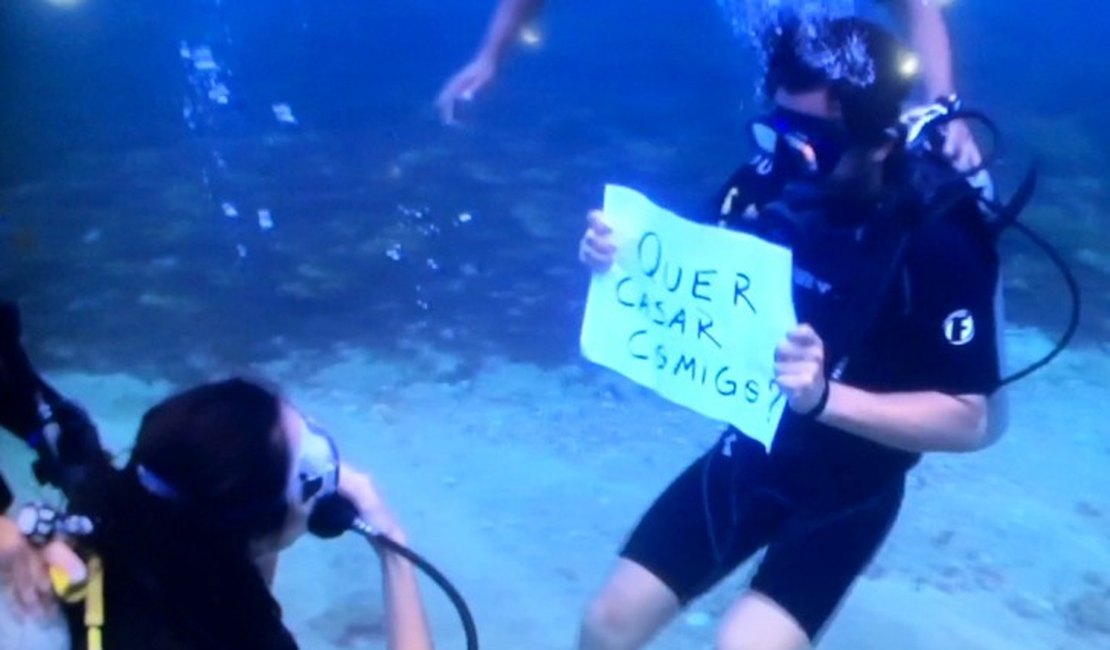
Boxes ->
[580,185,797,448]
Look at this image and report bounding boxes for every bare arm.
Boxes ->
[818,384,990,453]
[0,515,53,615]
[381,551,433,650]
[1,515,85,616]
[474,0,546,66]
[436,0,546,122]
[339,466,433,650]
[892,0,955,98]
[776,326,993,454]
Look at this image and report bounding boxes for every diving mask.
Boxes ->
[295,420,340,505]
[749,107,849,176]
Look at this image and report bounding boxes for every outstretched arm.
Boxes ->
[474,0,546,71]
[889,0,982,169]
[893,0,955,99]
[436,0,546,124]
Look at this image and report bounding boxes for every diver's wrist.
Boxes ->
[932,90,960,108]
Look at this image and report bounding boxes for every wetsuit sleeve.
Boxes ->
[902,209,1001,395]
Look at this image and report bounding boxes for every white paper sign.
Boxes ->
[580,184,798,449]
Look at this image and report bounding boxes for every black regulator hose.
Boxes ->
[308,493,479,650]
[916,109,1080,386]
[996,218,1082,387]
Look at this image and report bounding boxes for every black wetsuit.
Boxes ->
[620,113,1001,639]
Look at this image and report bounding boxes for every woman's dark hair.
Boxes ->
[85,378,299,649]
[761,14,917,145]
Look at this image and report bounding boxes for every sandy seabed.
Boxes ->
[2,324,1107,650]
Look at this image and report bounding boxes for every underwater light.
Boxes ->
[44,0,84,8]
[899,53,920,79]
[519,25,543,48]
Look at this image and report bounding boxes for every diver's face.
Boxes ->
[273,403,314,549]
[254,402,340,555]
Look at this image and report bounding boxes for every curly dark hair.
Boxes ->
[762,14,918,145]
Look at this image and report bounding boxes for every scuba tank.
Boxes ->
[899,95,1080,388]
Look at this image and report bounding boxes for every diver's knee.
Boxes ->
[578,564,678,650]
[580,594,639,650]
[715,591,810,650]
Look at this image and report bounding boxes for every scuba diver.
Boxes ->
[575,13,1028,650]
[1,300,101,624]
[3,375,437,650]
[0,302,457,650]
[73,377,437,650]
[436,0,982,172]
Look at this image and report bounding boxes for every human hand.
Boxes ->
[579,210,616,272]
[338,466,407,548]
[0,516,54,617]
[774,324,829,415]
[435,55,498,125]
[943,118,983,172]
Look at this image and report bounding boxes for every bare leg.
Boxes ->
[715,591,810,650]
[577,559,682,650]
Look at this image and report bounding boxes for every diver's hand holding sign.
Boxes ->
[579,210,616,272]
[581,203,830,421]
[773,324,830,416]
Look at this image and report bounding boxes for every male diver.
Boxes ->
[436,0,981,171]
[576,15,1001,650]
